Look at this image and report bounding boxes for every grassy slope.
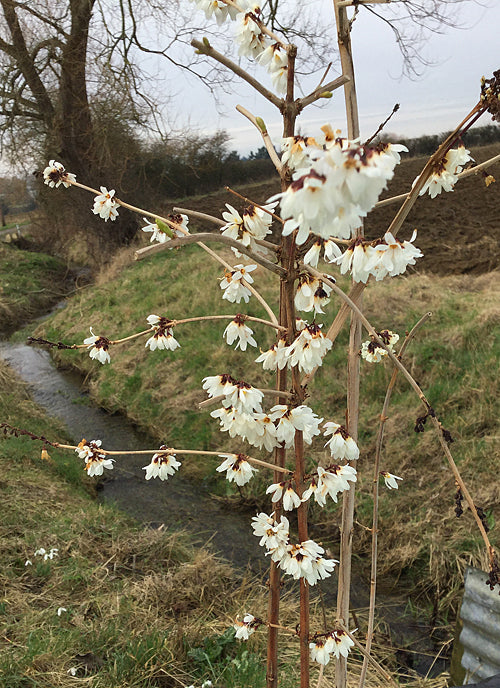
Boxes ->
[0,244,68,334]
[34,240,500,610]
[0,359,414,688]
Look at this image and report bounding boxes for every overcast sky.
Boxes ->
[175,0,500,154]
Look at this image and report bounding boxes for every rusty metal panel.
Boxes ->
[459,566,500,683]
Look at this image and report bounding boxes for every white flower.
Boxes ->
[145,315,180,351]
[310,637,333,665]
[269,404,322,448]
[143,447,181,481]
[247,413,279,451]
[303,239,323,267]
[335,240,375,284]
[361,329,399,363]
[190,0,238,24]
[43,160,76,188]
[92,186,119,222]
[323,422,359,461]
[220,264,256,303]
[25,559,33,566]
[255,338,289,371]
[286,324,332,374]
[76,439,114,476]
[216,453,257,486]
[225,380,264,414]
[365,230,423,280]
[301,477,327,507]
[330,629,355,658]
[294,274,332,314]
[381,471,403,489]
[234,9,268,58]
[251,512,289,555]
[281,136,317,171]
[57,607,67,616]
[242,202,277,240]
[83,327,111,364]
[67,667,78,676]
[201,682,213,688]
[224,316,257,351]
[234,613,258,640]
[277,540,337,585]
[266,481,301,511]
[418,145,473,198]
[315,465,357,503]
[202,374,237,399]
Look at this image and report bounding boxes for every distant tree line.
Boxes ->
[385,124,500,157]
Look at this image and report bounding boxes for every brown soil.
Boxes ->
[168,143,500,276]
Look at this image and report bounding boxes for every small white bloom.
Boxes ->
[67,667,78,676]
[310,637,333,665]
[57,607,67,616]
[83,327,110,365]
[220,264,256,304]
[330,629,355,658]
[43,160,76,188]
[34,547,46,557]
[418,145,473,198]
[361,329,399,363]
[224,316,257,351]
[143,447,181,481]
[233,613,258,640]
[234,9,268,58]
[287,324,332,374]
[323,422,359,461]
[145,315,180,352]
[202,374,237,399]
[216,453,257,486]
[25,559,33,566]
[76,439,114,476]
[381,471,403,489]
[281,136,317,171]
[92,186,119,222]
[255,338,289,371]
[251,512,289,555]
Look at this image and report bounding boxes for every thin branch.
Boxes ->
[173,206,225,227]
[358,312,432,688]
[309,266,495,562]
[363,103,400,146]
[236,104,283,173]
[134,233,286,277]
[298,74,350,109]
[375,151,500,210]
[191,38,282,108]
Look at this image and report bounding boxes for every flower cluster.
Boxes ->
[224,315,257,351]
[361,329,399,363]
[272,129,408,244]
[251,513,337,585]
[335,231,422,283]
[83,327,111,364]
[220,264,257,303]
[92,186,119,222]
[25,546,59,566]
[145,314,180,352]
[76,439,114,476]
[418,145,473,198]
[43,160,76,188]
[220,201,277,254]
[309,630,355,665]
[302,464,357,506]
[143,447,181,481]
[294,274,332,315]
[142,213,189,244]
[258,42,288,93]
[303,237,342,267]
[216,453,257,485]
[255,325,332,375]
[233,613,261,640]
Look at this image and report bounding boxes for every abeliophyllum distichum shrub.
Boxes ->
[10,6,500,687]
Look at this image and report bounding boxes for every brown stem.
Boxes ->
[235,105,283,173]
[358,312,432,688]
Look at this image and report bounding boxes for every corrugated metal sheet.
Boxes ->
[458,566,500,683]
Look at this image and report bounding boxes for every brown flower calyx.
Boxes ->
[480,70,500,123]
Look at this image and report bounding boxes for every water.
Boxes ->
[0,338,448,676]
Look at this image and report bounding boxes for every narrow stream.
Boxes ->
[0,338,448,677]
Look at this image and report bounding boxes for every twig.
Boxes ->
[298,75,350,109]
[374,151,500,210]
[191,38,282,108]
[134,233,286,277]
[173,207,225,227]
[358,312,432,688]
[236,105,283,173]
[225,186,284,223]
[363,103,400,146]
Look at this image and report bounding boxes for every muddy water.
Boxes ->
[0,340,448,676]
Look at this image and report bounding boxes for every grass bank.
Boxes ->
[0,243,69,334]
[32,243,500,615]
[0,359,442,687]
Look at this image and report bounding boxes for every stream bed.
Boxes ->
[0,338,449,677]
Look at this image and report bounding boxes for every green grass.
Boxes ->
[32,240,500,612]
[0,243,68,333]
